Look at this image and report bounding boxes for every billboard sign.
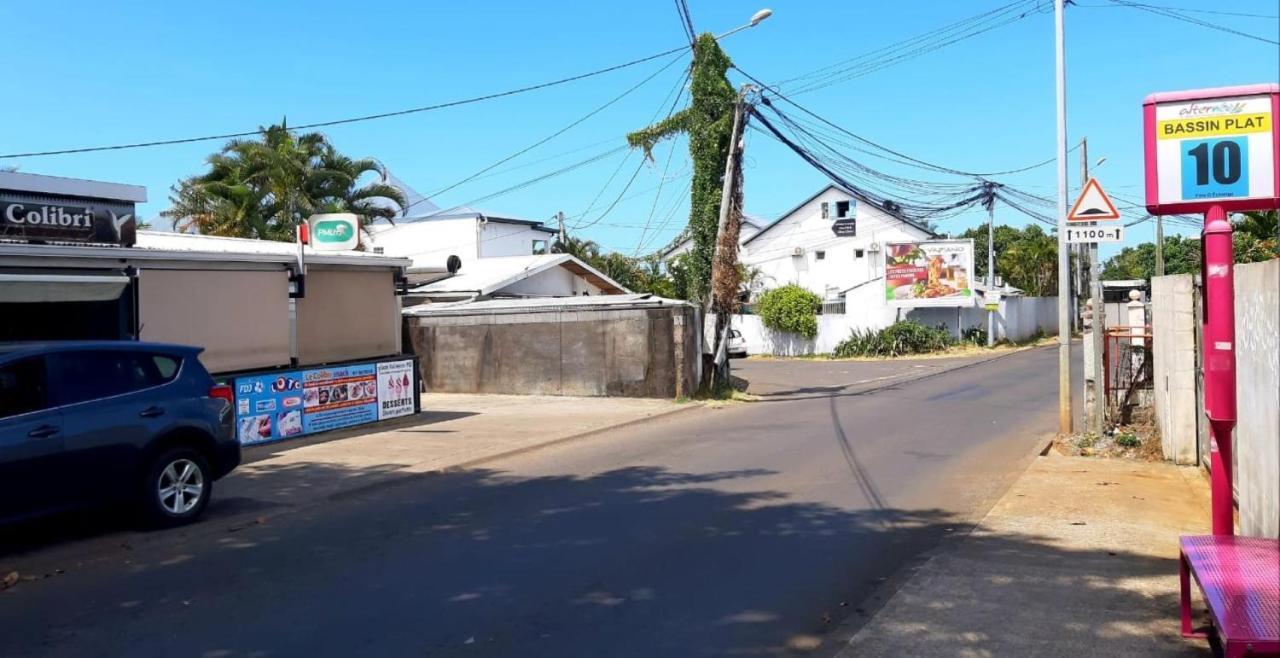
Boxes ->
[1144,84,1280,215]
[884,239,975,308]
[307,213,360,251]
[233,357,418,445]
[0,195,137,246]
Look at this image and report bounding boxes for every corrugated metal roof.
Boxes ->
[404,293,689,316]
[408,253,628,297]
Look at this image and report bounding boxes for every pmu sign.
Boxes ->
[1143,84,1280,215]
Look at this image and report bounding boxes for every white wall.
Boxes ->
[1150,274,1199,465]
[1234,259,1279,539]
[480,221,555,258]
[499,265,604,297]
[743,187,931,301]
[367,217,477,259]
[731,296,1058,356]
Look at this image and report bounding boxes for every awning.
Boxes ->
[0,273,130,303]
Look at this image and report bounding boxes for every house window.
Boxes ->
[815,250,826,261]
[532,239,548,255]
[834,200,855,219]
[855,249,865,259]
[820,202,830,219]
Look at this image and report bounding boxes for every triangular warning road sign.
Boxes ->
[1067,178,1120,222]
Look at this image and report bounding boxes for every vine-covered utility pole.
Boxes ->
[627,33,737,306]
[708,87,751,390]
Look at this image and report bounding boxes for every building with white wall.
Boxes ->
[367,210,557,268]
[405,254,627,304]
[660,214,767,262]
[742,184,936,302]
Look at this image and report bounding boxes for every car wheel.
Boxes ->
[142,448,212,526]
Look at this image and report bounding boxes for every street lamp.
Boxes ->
[715,8,774,39]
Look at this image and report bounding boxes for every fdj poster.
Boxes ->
[884,239,975,308]
[234,372,306,444]
[301,364,378,434]
[376,360,415,420]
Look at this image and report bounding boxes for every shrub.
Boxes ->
[756,284,822,339]
[832,320,955,358]
[961,325,988,347]
[1114,432,1141,448]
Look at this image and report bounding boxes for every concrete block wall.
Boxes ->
[407,305,698,398]
[1233,259,1279,539]
[1150,274,1199,465]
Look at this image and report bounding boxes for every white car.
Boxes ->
[728,329,748,359]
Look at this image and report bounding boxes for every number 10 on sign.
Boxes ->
[1182,138,1247,200]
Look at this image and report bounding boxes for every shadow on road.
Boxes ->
[0,456,1202,658]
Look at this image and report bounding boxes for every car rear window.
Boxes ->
[0,357,48,418]
[52,351,179,406]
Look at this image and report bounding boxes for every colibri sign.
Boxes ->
[1,195,137,246]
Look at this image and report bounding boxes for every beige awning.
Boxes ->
[0,273,129,303]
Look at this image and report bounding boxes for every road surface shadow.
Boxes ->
[0,459,1209,658]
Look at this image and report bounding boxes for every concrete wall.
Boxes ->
[732,296,1058,356]
[1234,259,1279,538]
[1150,274,1199,465]
[407,304,698,398]
[743,187,931,301]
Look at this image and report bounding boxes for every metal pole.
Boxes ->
[1155,214,1165,276]
[1202,204,1237,536]
[987,193,996,347]
[1077,138,1088,331]
[1054,0,1073,434]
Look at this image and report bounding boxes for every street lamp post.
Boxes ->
[715,8,773,40]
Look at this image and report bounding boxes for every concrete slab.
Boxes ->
[839,454,1213,657]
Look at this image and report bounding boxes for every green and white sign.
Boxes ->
[307,213,359,251]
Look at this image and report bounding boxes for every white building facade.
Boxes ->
[741,185,934,302]
[367,211,557,266]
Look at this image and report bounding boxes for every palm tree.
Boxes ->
[164,123,404,241]
[552,235,601,262]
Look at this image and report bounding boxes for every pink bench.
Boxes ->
[1180,535,1280,657]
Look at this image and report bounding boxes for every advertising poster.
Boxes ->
[234,371,306,445]
[884,239,975,308]
[301,363,378,434]
[233,358,417,445]
[376,360,416,420]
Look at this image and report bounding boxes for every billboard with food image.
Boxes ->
[884,239,975,308]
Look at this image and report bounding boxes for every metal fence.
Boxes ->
[1104,325,1153,424]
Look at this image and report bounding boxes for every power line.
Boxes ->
[1077,1,1277,19]
[409,51,689,213]
[1101,0,1279,44]
[0,43,694,160]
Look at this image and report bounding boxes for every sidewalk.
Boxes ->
[840,452,1213,657]
[230,392,691,507]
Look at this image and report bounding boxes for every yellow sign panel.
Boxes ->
[1157,113,1271,140]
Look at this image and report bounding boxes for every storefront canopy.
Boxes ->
[0,272,129,303]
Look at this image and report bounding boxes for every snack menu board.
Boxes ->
[233,357,418,445]
[301,364,378,434]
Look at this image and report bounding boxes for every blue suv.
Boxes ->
[0,341,240,526]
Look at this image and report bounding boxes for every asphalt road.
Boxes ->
[0,346,1074,658]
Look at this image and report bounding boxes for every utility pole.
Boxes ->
[985,182,996,347]
[1054,0,1073,434]
[708,87,751,390]
[1155,215,1165,276]
[556,211,566,246]
[1080,138,1106,433]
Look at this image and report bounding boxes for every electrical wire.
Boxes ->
[1076,1,1277,19]
[1102,0,1279,44]
[406,51,690,214]
[0,43,695,159]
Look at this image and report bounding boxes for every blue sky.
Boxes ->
[2,1,1276,259]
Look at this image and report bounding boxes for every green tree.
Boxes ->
[958,223,1059,295]
[627,33,736,305]
[164,123,404,241]
[551,235,601,262]
[756,284,822,339]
